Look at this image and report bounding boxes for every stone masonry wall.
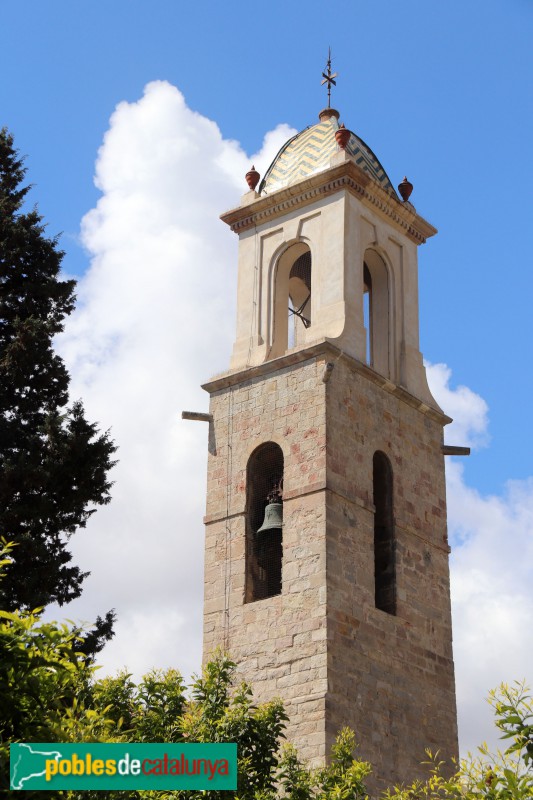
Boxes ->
[325,355,458,794]
[203,355,330,763]
[202,346,458,790]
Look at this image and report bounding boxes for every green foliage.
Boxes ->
[92,668,187,743]
[1,626,369,800]
[64,653,290,800]
[277,743,315,800]
[0,128,117,627]
[382,683,533,799]
[490,681,533,769]
[1,534,529,800]
[0,543,111,793]
[317,728,372,800]
[277,729,371,800]
[181,656,287,799]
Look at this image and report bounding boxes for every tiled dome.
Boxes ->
[259,109,396,197]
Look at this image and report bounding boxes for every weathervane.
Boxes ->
[321,47,337,107]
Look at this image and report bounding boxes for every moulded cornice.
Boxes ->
[220,160,437,245]
[202,340,451,426]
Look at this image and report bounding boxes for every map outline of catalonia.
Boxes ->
[11,743,63,789]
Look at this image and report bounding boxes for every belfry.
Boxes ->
[200,69,458,792]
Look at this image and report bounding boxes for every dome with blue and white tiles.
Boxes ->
[259,108,396,197]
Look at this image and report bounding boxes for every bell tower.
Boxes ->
[201,101,458,793]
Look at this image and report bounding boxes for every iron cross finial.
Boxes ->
[321,47,338,108]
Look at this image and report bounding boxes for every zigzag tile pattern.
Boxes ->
[260,116,396,197]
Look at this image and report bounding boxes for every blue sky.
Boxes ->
[3,0,531,493]
[2,0,532,758]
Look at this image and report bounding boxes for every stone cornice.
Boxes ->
[203,484,451,555]
[220,159,437,245]
[202,340,451,425]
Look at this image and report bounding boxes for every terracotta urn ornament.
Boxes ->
[398,176,413,202]
[335,123,351,150]
[245,165,260,191]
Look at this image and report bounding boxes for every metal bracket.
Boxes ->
[288,293,311,328]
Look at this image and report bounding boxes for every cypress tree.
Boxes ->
[0,128,117,644]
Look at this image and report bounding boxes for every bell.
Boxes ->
[257,502,283,533]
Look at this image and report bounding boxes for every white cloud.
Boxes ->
[426,362,490,450]
[54,81,532,761]
[55,80,295,681]
[427,366,533,755]
[447,465,533,754]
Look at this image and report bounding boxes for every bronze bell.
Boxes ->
[257,502,283,533]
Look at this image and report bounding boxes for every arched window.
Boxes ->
[373,451,396,615]
[270,243,312,358]
[363,263,372,366]
[363,250,390,378]
[245,442,284,603]
[288,250,312,348]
